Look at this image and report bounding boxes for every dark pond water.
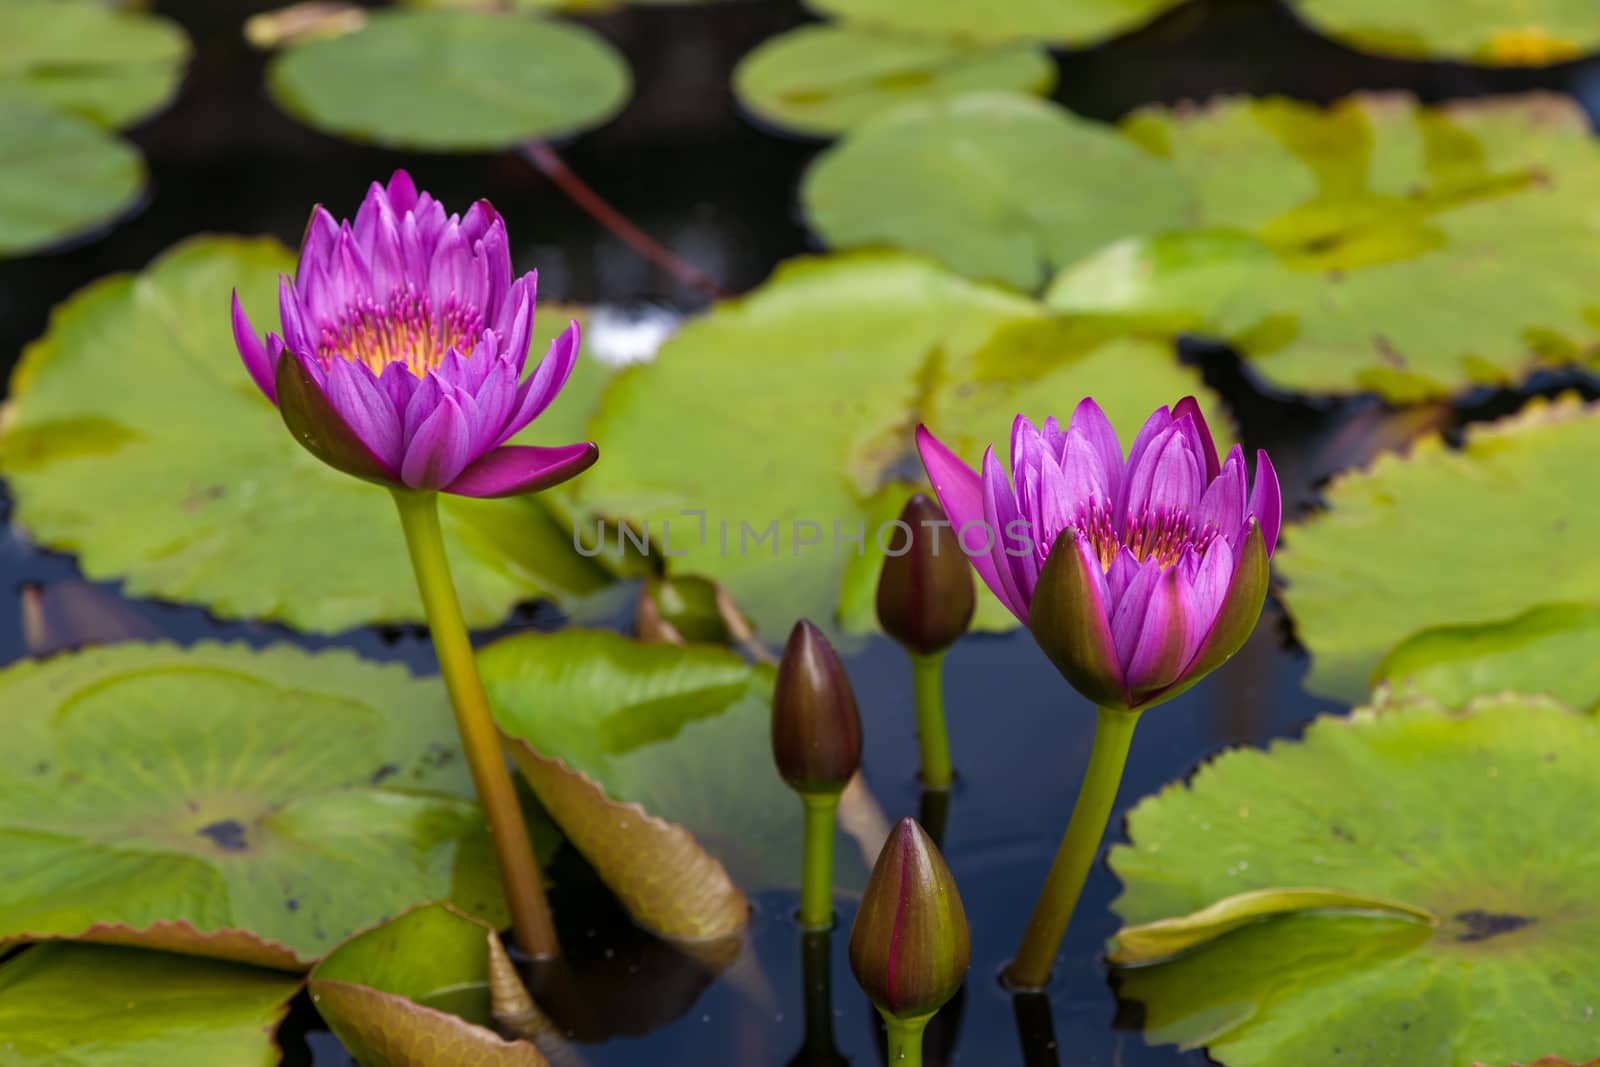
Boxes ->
[4,1,1600,1064]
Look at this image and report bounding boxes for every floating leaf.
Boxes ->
[266,10,630,150]
[733,24,1055,137]
[803,93,1193,291]
[0,641,511,966]
[0,943,299,1067]
[1047,94,1600,402]
[1112,695,1600,1067]
[0,237,613,633]
[1278,394,1600,700]
[0,98,142,257]
[0,0,190,129]
[577,251,1225,636]
[1287,0,1600,66]
[1109,887,1437,966]
[311,904,548,1067]
[805,0,1187,47]
[1375,603,1600,712]
[483,628,790,937]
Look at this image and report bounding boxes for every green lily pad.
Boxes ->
[482,628,848,903]
[0,98,142,257]
[803,93,1194,291]
[0,0,190,129]
[1288,0,1600,66]
[0,943,299,1066]
[1278,393,1600,701]
[0,641,510,966]
[311,904,546,1067]
[1112,695,1600,1067]
[805,0,1188,47]
[0,236,614,633]
[1046,93,1600,402]
[1374,603,1600,712]
[266,10,630,150]
[733,24,1056,137]
[577,251,1225,637]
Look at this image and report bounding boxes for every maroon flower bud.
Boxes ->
[848,817,970,1021]
[771,620,862,795]
[876,494,976,655]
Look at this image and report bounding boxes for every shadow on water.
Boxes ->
[3,0,1598,1063]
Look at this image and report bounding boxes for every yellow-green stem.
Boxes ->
[798,792,840,930]
[910,651,953,789]
[881,1012,930,1066]
[1006,706,1140,990]
[391,489,558,959]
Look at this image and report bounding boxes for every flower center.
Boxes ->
[315,286,484,377]
[1054,501,1218,572]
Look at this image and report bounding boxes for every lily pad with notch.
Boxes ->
[1111,694,1600,1067]
[1047,93,1600,402]
[0,236,614,634]
[1277,393,1600,701]
[0,641,522,967]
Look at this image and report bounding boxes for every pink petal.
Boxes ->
[385,170,420,216]
[401,395,475,490]
[231,291,277,402]
[916,425,1007,614]
[981,446,1032,622]
[1125,427,1202,517]
[402,371,444,446]
[444,442,599,498]
[323,359,402,467]
[1173,396,1221,481]
[1065,397,1124,503]
[1028,533,1129,709]
[492,273,537,372]
[1198,445,1249,539]
[1181,541,1234,663]
[1249,450,1282,556]
[1118,566,1192,697]
[1117,405,1174,522]
[298,206,340,275]
[278,276,314,357]
[494,320,580,447]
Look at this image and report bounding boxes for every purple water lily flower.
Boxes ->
[917,397,1280,712]
[231,170,596,498]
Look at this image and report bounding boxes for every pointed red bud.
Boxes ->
[876,494,976,655]
[848,817,970,1021]
[771,620,863,795]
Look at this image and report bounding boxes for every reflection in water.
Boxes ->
[787,931,847,1067]
[1013,992,1062,1067]
[918,787,952,849]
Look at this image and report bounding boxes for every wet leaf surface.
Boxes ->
[1287,0,1600,66]
[1278,394,1600,700]
[1112,695,1600,1067]
[1047,94,1600,401]
[804,0,1188,47]
[0,237,613,633]
[0,942,299,1066]
[267,10,630,150]
[0,0,190,129]
[0,99,142,258]
[576,251,1224,637]
[0,641,514,966]
[804,93,1193,291]
[734,24,1055,137]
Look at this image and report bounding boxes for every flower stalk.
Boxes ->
[800,792,841,930]
[1006,706,1140,991]
[909,651,953,790]
[392,488,557,959]
[882,1015,932,1066]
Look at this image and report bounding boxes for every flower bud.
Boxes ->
[875,494,976,655]
[848,817,970,1021]
[771,620,863,795]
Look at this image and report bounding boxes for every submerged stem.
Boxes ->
[910,651,953,790]
[881,1013,930,1066]
[391,489,559,959]
[1006,707,1141,991]
[798,792,840,930]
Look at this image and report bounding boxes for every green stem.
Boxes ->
[910,651,953,790]
[1006,706,1141,991]
[798,792,840,930]
[391,489,559,959]
[881,1012,930,1066]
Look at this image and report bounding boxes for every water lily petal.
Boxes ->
[1066,397,1124,504]
[1198,445,1249,539]
[1126,427,1202,517]
[377,360,418,417]
[278,276,314,357]
[1030,533,1128,708]
[427,224,473,316]
[1121,566,1192,700]
[495,320,580,447]
[1173,396,1221,481]
[1117,404,1173,524]
[323,359,402,467]
[1106,545,1140,604]
[298,206,340,277]
[1181,539,1234,662]
[275,352,398,485]
[402,371,444,446]
[444,442,599,498]
[383,169,419,217]
[401,395,475,490]
[981,447,1031,622]
[917,425,1008,610]
[231,292,277,402]
[1248,450,1282,556]
[493,273,537,374]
